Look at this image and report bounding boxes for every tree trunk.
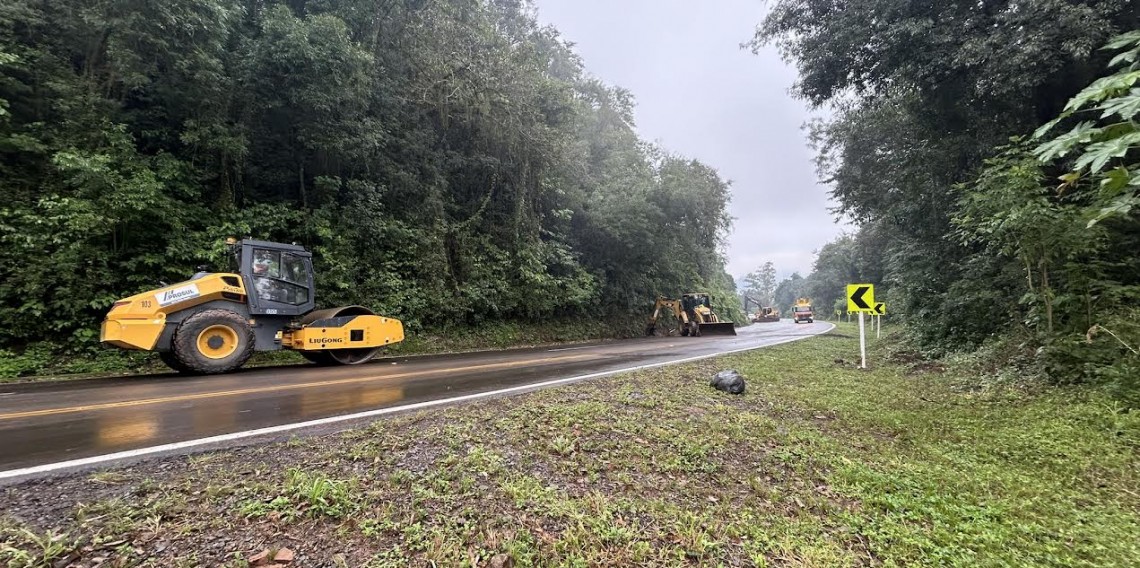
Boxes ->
[1086,286,1093,332]
[298,160,307,209]
[1041,258,1053,334]
[1023,254,1034,293]
[220,154,233,209]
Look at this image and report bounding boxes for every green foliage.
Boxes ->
[284,469,358,519]
[771,272,807,315]
[239,469,359,521]
[1035,31,1140,226]
[741,262,777,307]
[757,1,1139,397]
[0,0,736,358]
[0,343,153,378]
[782,231,885,319]
[953,143,1103,336]
[0,527,78,568]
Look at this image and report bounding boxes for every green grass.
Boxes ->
[0,527,79,568]
[752,324,1140,566]
[239,468,360,521]
[1,325,1136,566]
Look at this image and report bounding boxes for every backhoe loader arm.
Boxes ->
[647,298,686,324]
[744,296,764,315]
[645,297,688,336]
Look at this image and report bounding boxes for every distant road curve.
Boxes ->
[0,320,834,482]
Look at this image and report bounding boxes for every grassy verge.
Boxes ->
[0,318,645,382]
[2,325,1137,567]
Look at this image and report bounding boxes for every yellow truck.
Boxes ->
[791,298,814,324]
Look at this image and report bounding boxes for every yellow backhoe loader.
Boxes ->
[645,293,736,337]
[744,296,780,323]
[100,238,404,374]
[753,306,780,323]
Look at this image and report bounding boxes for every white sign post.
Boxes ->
[858,312,867,368]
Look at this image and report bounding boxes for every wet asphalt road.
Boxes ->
[0,320,831,477]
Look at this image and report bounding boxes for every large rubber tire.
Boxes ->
[170,309,255,374]
[159,351,198,375]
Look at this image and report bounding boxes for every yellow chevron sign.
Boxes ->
[846,284,875,313]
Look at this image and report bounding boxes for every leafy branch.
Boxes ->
[1033,31,1140,227]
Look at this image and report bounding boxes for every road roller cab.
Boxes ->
[100,238,404,374]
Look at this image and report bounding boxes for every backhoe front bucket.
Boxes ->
[698,322,737,336]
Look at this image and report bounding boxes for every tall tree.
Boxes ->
[743,262,777,306]
[773,272,807,313]
[754,1,1140,393]
[752,0,1138,351]
[0,0,740,366]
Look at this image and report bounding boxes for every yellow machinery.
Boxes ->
[791,298,814,324]
[744,296,780,323]
[101,238,404,374]
[645,293,736,337]
[752,306,780,323]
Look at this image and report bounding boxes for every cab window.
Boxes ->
[251,248,311,306]
[252,249,281,279]
[281,253,308,284]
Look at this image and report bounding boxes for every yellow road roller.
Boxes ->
[100,238,404,374]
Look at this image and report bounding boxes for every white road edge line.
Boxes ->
[0,324,834,480]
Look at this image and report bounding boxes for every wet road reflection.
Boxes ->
[0,321,830,472]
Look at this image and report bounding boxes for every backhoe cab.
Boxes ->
[645,293,737,337]
[101,238,404,374]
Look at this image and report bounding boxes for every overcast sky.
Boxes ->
[533,0,849,283]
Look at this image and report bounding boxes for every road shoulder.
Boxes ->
[2,326,1135,566]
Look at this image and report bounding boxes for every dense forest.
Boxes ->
[0,0,743,371]
[755,1,1140,400]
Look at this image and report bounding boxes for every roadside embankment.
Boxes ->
[2,326,1136,566]
[0,318,646,383]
